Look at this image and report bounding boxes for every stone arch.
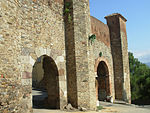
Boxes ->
[95,57,111,101]
[32,54,60,109]
[94,57,112,75]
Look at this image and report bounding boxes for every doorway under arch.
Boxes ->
[32,55,60,109]
[96,61,110,101]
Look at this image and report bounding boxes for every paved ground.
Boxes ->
[32,88,150,113]
[99,101,150,113]
[33,103,150,113]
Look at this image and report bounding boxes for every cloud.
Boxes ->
[138,55,150,63]
[129,50,150,63]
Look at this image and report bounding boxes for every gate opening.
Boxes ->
[32,55,60,109]
[96,61,110,101]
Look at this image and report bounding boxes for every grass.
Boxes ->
[97,105,103,110]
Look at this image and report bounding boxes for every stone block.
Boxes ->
[58,68,65,76]
[35,47,47,57]
[56,56,64,63]
[0,34,4,41]
[29,56,35,66]
[22,71,32,79]
[46,48,51,56]
[21,79,32,85]
[20,56,30,64]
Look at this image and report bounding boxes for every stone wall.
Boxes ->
[65,0,97,110]
[0,0,31,112]
[0,0,67,112]
[91,17,115,101]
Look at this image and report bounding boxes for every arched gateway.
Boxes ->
[96,61,110,101]
[32,55,60,109]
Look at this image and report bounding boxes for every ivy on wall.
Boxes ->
[89,34,96,45]
[64,2,72,23]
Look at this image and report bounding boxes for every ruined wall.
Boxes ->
[91,16,115,101]
[0,0,67,112]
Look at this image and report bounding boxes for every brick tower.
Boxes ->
[105,13,131,103]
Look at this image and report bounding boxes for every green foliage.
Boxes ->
[89,34,96,44]
[64,8,70,14]
[129,52,150,103]
[64,2,72,23]
[97,105,103,110]
[99,52,102,57]
[68,14,72,23]
[64,2,71,14]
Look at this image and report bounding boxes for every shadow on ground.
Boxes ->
[132,99,150,105]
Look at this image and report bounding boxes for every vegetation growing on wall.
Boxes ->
[129,52,150,105]
[89,34,96,44]
[64,2,72,23]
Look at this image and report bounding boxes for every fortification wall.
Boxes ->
[0,0,131,112]
[0,0,67,112]
[91,16,115,100]
[91,16,110,47]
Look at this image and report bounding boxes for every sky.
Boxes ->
[89,0,150,63]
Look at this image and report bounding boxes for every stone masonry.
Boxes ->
[0,0,131,113]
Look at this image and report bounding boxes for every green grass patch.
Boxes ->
[97,105,103,110]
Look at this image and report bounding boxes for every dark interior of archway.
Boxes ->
[32,55,60,109]
[96,61,110,101]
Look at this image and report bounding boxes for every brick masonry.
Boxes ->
[0,0,131,112]
[105,13,131,103]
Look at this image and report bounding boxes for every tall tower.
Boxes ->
[105,13,131,103]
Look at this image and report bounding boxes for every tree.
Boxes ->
[129,52,150,104]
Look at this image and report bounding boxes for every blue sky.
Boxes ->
[89,0,150,63]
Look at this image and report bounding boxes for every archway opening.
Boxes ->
[96,61,110,101]
[32,55,60,109]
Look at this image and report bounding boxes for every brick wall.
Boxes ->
[105,13,131,103]
[91,17,115,101]
[91,16,110,47]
